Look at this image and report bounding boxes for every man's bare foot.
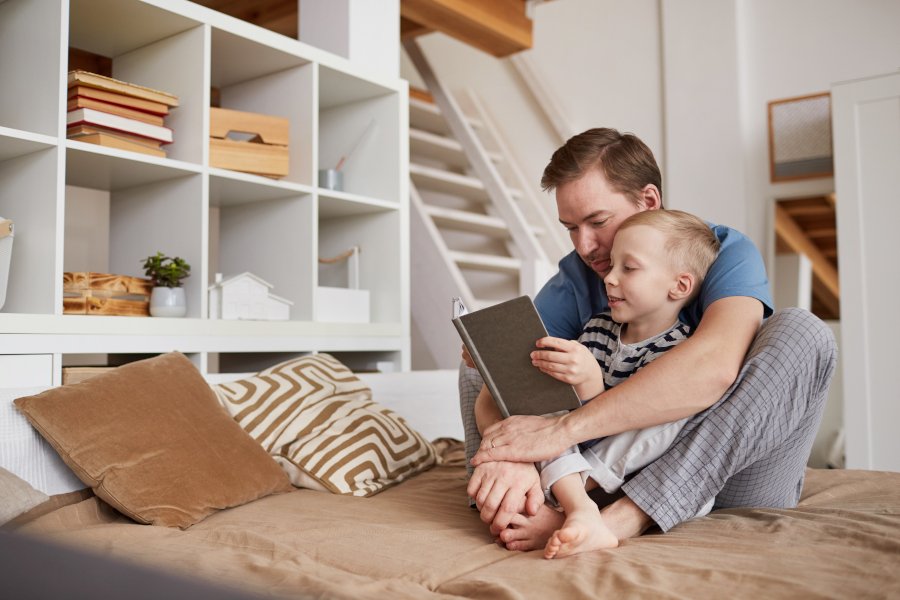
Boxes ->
[497,504,565,551]
[600,496,654,540]
[544,504,618,559]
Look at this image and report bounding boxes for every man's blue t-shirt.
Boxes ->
[534,223,774,340]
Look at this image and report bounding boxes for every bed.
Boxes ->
[2,353,899,599]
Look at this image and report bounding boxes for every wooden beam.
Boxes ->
[812,276,840,318]
[805,226,837,239]
[775,204,840,298]
[401,16,433,40]
[401,0,533,57]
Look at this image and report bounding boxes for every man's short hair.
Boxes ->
[541,127,663,208]
[619,210,720,290]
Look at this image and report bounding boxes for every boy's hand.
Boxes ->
[531,336,602,387]
[461,344,475,369]
[532,336,605,400]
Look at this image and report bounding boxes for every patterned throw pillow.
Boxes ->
[213,354,437,497]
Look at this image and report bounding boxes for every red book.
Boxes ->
[67,96,165,126]
[68,85,170,116]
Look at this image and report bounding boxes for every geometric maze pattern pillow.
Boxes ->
[213,354,437,497]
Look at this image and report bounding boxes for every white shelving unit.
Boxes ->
[0,0,410,383]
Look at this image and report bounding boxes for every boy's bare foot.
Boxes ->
[544,503,618,559]
[497,504,565,551]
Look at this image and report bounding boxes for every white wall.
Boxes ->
[660,0,746,229]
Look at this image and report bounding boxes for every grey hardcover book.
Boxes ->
[452,295,582,418]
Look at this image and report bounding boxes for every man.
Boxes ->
[461,128,836,549]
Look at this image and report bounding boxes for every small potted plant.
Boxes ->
[142,251,191,317]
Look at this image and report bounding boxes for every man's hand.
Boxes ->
[467,460,543,532]
[472,414,573,465]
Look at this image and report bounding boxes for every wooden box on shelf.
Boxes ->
[63,272,152,316]
[209,107,289,178]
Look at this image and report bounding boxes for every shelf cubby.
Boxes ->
[0,0,63,136]
[210,184,315,321]
[318,65,401,203]
[69,0,206,164]
[318,209,403,324]
[211,29,314,187]
[0,147,61,315]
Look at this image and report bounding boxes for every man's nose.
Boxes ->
[573,228,596,255]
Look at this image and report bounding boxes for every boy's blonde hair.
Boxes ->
[618,210,720,291]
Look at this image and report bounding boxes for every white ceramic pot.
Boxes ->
[149,286,187,318]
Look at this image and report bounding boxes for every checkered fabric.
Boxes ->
[458,308,837,531]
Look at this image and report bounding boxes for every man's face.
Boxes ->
[556,169,648,277]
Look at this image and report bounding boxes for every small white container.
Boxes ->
[150,286,187,318]
[314,286,370,323]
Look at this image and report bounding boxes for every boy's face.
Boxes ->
[603,225,682,324]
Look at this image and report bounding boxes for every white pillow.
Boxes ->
[357,370,464,442]
[0,387,84,495]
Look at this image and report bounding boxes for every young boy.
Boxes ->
[475,209,721,558]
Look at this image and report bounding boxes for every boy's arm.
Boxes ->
[472,296,763,464]
[474,384,503,433]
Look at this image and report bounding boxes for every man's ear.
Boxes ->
[669,272,695,301]
[639,184,662,211]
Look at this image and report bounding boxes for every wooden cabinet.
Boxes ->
[0,0,409,380]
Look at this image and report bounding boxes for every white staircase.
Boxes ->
[405,40,567,369]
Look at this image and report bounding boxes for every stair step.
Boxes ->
[410,128,468,169]
[409,128,501,169]
[423,205,510,237]
[409,97,484,137]
[409,97,448,135]
[449,250,522,274]
[410,163,489,202]
[410,163,523,203]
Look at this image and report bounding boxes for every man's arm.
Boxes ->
[473,296,764,464]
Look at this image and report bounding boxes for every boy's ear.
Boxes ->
[669,272,695,301]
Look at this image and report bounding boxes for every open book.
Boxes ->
[452,295,581,418]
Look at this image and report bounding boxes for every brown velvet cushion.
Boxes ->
[14,352,292,529]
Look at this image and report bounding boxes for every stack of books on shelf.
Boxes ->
[66,70,179,158]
